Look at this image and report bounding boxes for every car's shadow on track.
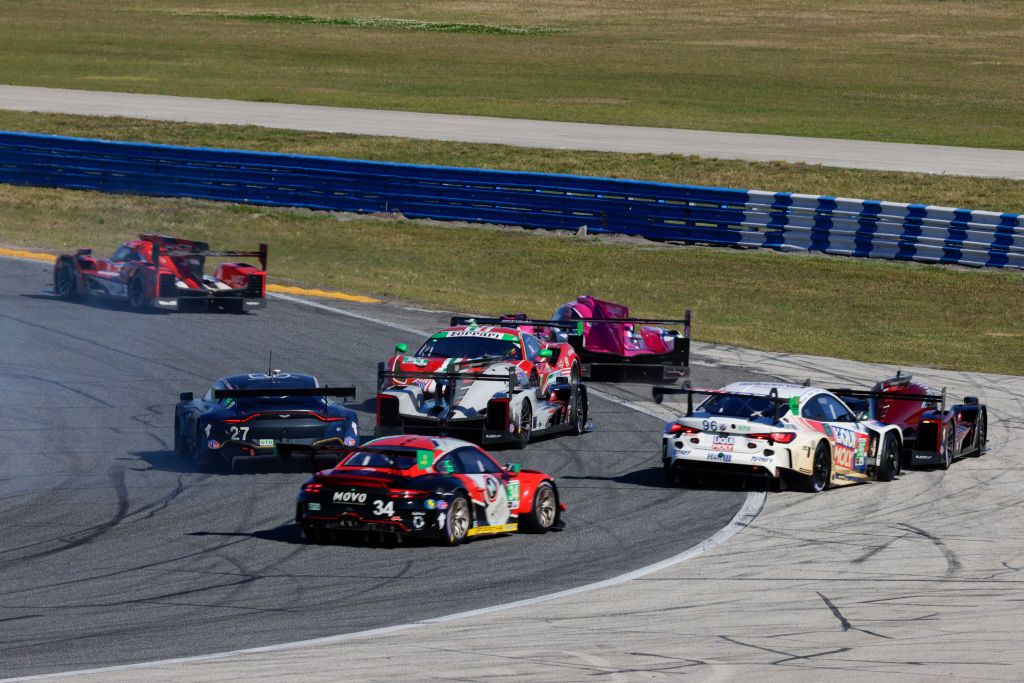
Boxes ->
[189,524,440,549]
[562,466,771,492]
[132,449,327,476]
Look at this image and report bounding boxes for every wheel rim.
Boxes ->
[449,498,470,541]
[520,406,531,440]
[535,485,556,528]
[813,447,829,490]
[574,392,585,432]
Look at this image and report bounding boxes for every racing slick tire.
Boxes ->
[973,412,987,457]
[663,460,682,486]
[939,424,955,470]
[514,403,532,450]
[173,413,188,459]
[55,260,80,300]
[571,387,588,436]
[128,274,148,312]
[442,494,471,546]
[802,441,831,493]
[520,481,559,534]
[570,361,581,385]
[874,433,900,482]
[301,526,328,544]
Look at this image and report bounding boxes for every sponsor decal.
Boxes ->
[751,455,772,463]
[468,473,511,525]
[425,499,437,510]
[402,356,429,366]
[343,436,357,447]
[371,499,395,516]
[437,512,446,529]
[433,330,519,341]
[736,425,751,433]
[466,522,518,537]
[830,426,867,469]
[672,449,691,459]
[707,452,732,463]
[207,439,221,449]
[307,502,321,511]
[712,435,735,452]
[506,481,520,509]
[484,475,500,502]
[258,438,274,447]
[437,500,448,511]
[333,490,368,504]
[412,516,425,529]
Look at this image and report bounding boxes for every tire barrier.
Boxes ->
[1,131,1020,269]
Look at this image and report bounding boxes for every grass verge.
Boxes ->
[0,1,1021,148]
[1,184,1021,375]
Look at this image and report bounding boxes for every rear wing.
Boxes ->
[214,386,356,400]
[142,234,268,271]
[827,387,946,418]
[378,363,520,395]
[275,443,437,472]
[653,385,794,422]
[450,311,691,384]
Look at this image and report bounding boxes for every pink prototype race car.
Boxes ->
[472,296,691,384]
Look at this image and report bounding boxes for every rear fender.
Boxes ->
[512,472,555,516]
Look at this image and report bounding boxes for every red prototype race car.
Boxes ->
[294,435,565,545]
[53,234,267,312]
[831,371,988,470]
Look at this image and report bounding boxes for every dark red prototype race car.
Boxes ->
[294,435,564,545]
[831,371,988,470]
[53,234,267,312]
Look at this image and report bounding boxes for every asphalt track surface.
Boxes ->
[2,85,1024,180]
[0,257,761,678]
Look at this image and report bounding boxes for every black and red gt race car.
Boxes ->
[830,371,987,470]
[294,435,564,546]
[53,233,267,312]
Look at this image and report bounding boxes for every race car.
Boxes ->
[654,382,906,492]
[174,371,357,472]
[54,233,267,312]
[457,296,691,383]
[294,435,564,545]
[829,371,987,469]
[376,321,588,448]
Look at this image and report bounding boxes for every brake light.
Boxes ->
[390,489,430,499]
[312,414,345,422]
[669,423,700,434]
[747,432,796,444]
[303,483,323,493]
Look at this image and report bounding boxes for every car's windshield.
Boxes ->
[342,450,418,470]
[698,394,790,420]
[416,334,521,360]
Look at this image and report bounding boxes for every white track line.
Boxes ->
[1,263,766,681]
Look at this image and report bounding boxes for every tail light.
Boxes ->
[668,423,700,435]
[303,483,323,493]
[747,432,796,443]
[390,489,430,499]
[312,414,345,422]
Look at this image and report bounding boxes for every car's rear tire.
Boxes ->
[520,481,558,533]
[875,433,900,482]
[514,403,532,450]
[973,412,987,457]
[128,275,148,312]
[55,260,80,300]
[571,387,588,435]
[802,441,831,493]
[663,460,682,486]
[173,413,188,459]
[940,424,954,470]
[442,494,471,546]
[194,426,221,473]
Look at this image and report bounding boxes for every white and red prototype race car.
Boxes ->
[376,322,589,448]
[654,382,906,492]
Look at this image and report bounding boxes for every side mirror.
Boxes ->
[856,409,871,421]
[395,343,408,354]
[505,463,522,474]
[963,396,979,405]
[76,248,92,256]
[179,391,194,402]
[539,349,553,359]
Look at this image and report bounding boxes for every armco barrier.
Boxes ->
[0,131,1021,269]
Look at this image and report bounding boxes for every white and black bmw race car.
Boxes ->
[654,382,906,492]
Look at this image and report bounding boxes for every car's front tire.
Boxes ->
[875,433,900,482]
[520,482,558,533]
[128,275,148,312]
[55,260,80,300]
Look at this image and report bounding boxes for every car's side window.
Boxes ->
[522,334,542,361]
[801,395,828,421]
[454,447,503,474]
[434,453,461,475]
[112,245,133,261]
[822,395,856,422]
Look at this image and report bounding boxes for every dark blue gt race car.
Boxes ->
[174,371,357,472]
